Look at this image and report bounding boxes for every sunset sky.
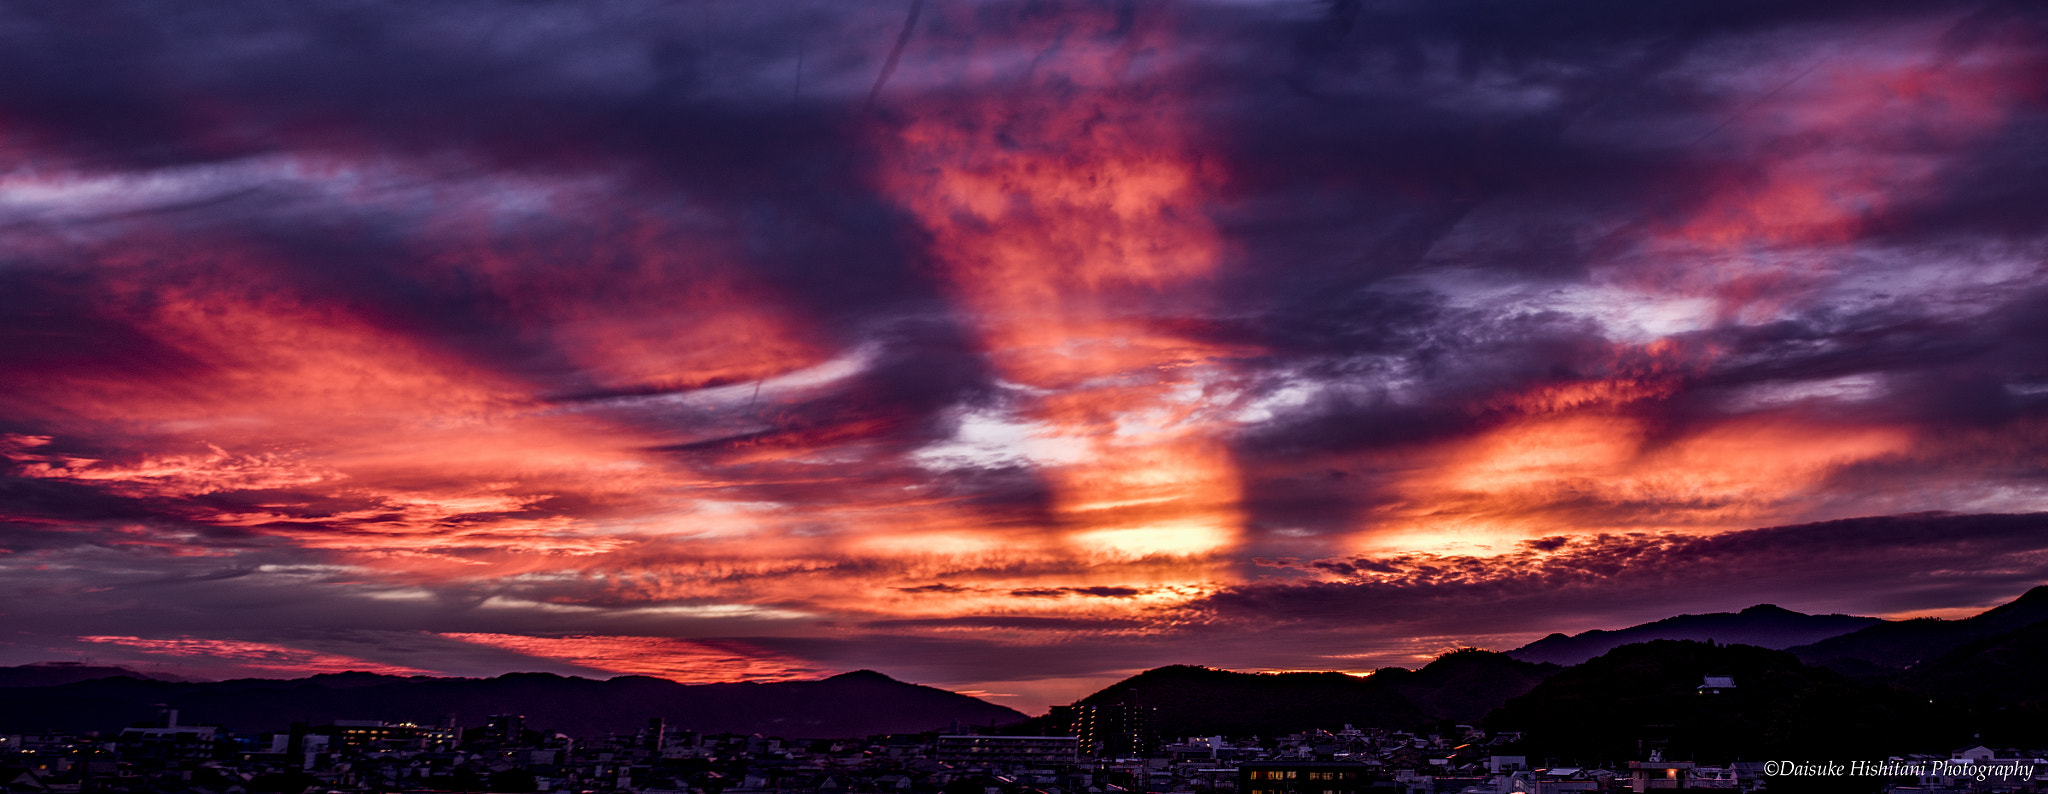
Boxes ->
[4,0,2048,714]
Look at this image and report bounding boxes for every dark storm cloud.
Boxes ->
[0,0,948,379]
[1203,1,1984,274]
[2,0,2037,400]
[0,1,858,165]
[0,271,211,389]
[1204,1,2046,383]
[894,583,972,594]
[1007,586,1143,598]
[1173,0,2039,538]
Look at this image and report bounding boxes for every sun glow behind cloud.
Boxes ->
[882,4,1247,581]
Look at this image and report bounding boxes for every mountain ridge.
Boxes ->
[1007,650,1558,738]
[1790,584,2048,674]
[0,668,1023,739]
[15,586,2047,744]
[1507,603,1880,666]
[0,662,190,689]
[1489,639,1961,762]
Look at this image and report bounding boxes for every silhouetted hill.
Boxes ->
[0,662,188,688]
[1069,665,1426,738]
[0,669,1023,738]
[1371,649,1559,724]
[1885,618,2048,746]
[1488,640,1958,764]
[1790,585,2048,673]
[1508,605,1879,666]
[1903,617,2048,700]
[1012,651,1555,739]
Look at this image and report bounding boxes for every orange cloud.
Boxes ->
[18,444,341,498]
[437,633,827,683]
[79,635,434,677]
[0,232,776,569]
[1641,21,2033,323]
[880,4,1248,576]
[419,212,830,396]
[1353,389,1916,554]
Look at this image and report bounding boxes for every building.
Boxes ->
[117,709,220,765]
[1696,676,1736,695]
[934,735,1079,766]
[1239,761,1377,794]
[326,720,408,750]
[1048,702,1158,757]
[1628,761,1695,792]
[318,720,455,751]
[485,714,526,746]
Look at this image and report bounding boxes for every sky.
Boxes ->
[2,0,2048,715]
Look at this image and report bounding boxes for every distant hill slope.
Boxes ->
[0,669,1023,738]
[1066,664,1426,737]
[1790,585,2048,674]
[1012,651,1556,739]
[1895,618,2048,746]
[1901,616,2048,701]
[1489,640,1959,763]
[1507,604,1879,666]
[1370,648,1559,725]
[0,662,180,688]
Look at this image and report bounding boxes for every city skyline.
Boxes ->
[3,0,2048,714]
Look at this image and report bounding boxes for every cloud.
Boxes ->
[78,635,435,677]
[1,0,2046,714]
[1008,586,1144,599]
[1188,512,2048,633]
[436,633,830,683]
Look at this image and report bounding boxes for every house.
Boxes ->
[1627,762,1693,792]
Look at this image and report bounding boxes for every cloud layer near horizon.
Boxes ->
[3,0,2048,712]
